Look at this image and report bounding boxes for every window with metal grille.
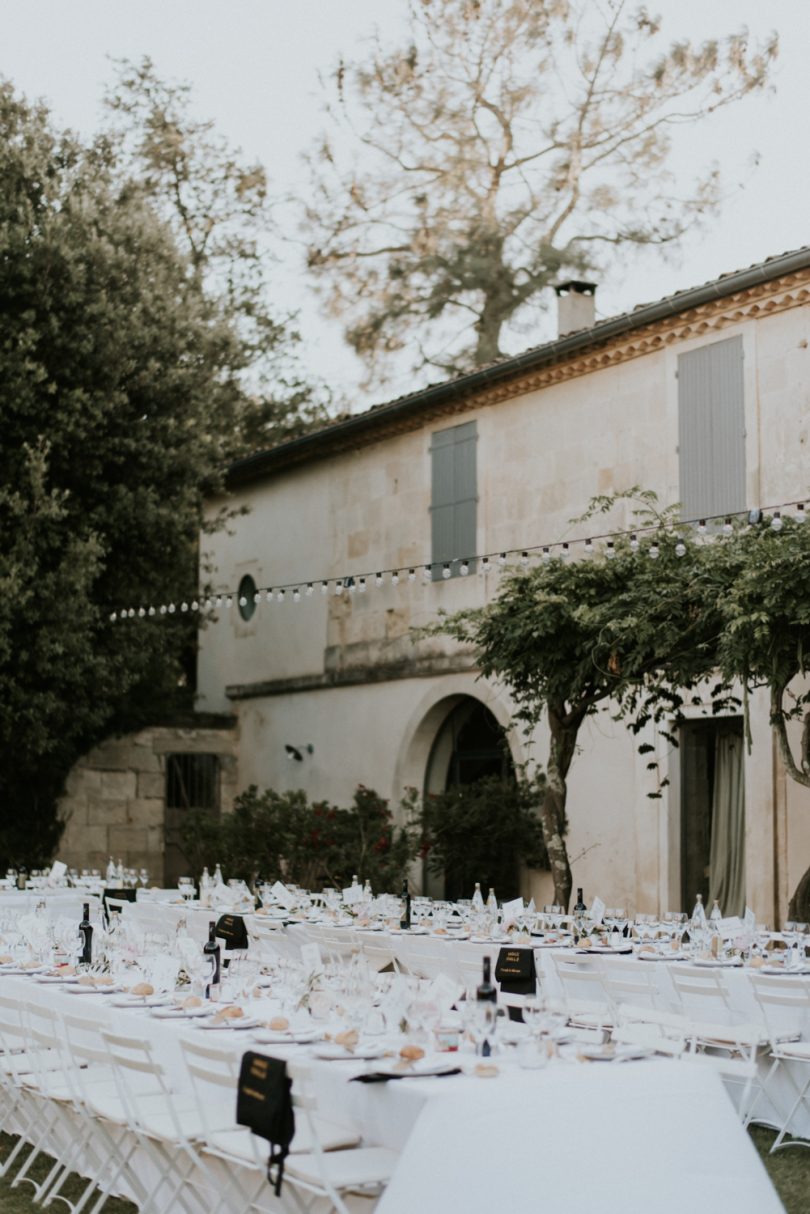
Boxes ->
[430,420,478,579]
[678,336,746,522]
[165,754,220,811]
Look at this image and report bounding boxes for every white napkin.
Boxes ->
[48,860,67,885]
[271,881,296,909]
[427,973,464,1011]
[501,897,524,925]
[590,896,606,926]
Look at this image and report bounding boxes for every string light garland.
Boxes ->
[108,498,808,622]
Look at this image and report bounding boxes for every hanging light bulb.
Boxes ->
[253,592,261,604]
[137,607,146,618]
[423,565,431,581]
[796,503,806,524]
[160,605,167,614]
[375,572,383,587]
[320,581,328,595]
[391,570,400,586]
[605,541,615,559]
[179,602,187,612]
[205,598,214,610]
[293,587,301,602]
[675,540,686,558]
[225,597,233,609]
[649,543,660,560]
[110,612,117,622]
[482,555,491,573]
[306,583,314,597]
[697,519,707,537]
[630,533,639,552]
[334,581,343,595]
[215,596,223,608]
[148,605,156,616]
[442,563,451,579]
[358,578,366,593]
[770,511,783,532]
[460,559,470,576]
[277,588,285,602]
[408,569,416,582]
[722,518,733,536]
[560,543,570,559]
[542,547,551,561]
[498,553,507,567]
[266,589,274,602]
[168,603,176,613]
[238,596,247,607]
[347,578,356,594]
[520,551,529,567]
[584,539,594,556]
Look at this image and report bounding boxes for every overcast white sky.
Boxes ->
[5,1,809,409]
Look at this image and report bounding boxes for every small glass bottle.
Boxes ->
[471,882,485,913]
[213,862,224,887]
[203,920,221,1000]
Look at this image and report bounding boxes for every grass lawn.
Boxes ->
[1,1127,809,1213]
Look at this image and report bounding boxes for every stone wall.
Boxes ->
[56,719,238,883]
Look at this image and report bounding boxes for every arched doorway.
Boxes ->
[423,697,519,900]
[425,699,513,793]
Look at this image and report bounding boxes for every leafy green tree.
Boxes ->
[104,56,329,452]
[435,494,732,908]
[0,81,259,867]
[420,773,548,900]
[304,0,776,379]
[712,513,810,918]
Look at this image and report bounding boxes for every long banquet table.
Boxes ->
[1,971,784,1214]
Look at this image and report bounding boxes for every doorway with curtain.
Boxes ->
[680,718,745,916]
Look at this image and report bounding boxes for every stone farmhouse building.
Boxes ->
[60,248,810,918]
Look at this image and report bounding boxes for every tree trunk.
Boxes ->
[539,700,585,911]
[788,864,810,922]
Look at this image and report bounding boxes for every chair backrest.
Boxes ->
[602,959,661,1011]
[62,1010,113,1071]
[0,991,28,1052]
[669,965,733,1021]
[748,974,810,1040]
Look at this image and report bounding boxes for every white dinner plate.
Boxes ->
[252,1029,322,1045]
[66,983,121,994]
[197,1017,261,1031]
[691,957,743,968]
[313,1044,388,1061]
[151,1005,211,1018]
[111,995,174,1008]
[370,1060,460,1078]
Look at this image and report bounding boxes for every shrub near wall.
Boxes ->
[182,785,420,893]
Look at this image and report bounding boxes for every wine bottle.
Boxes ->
[573,888,586,915]
[400,878,411,930]
[78,902,93,966]
[204,920,221,1001]
[476,955,497,1057]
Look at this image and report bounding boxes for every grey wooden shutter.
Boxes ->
[430,421,477,578]
[678,336,746,521]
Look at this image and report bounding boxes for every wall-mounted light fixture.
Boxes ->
[284,743,314,762]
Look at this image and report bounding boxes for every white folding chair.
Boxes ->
[283,1058,398,1214]
[748,974,810,1149]
[180,1038,362,1208]
[602,957,663,1015]
[59,1009,156,1214]
[0,990,65,1184]
[552,954,613,1029]
[101,1028,232,1214]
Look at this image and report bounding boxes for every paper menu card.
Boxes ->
[48,860,67,885]
[271,881,296,909]
[342,884,363,905]
[426,972,464,1011]
[590,896,605,925]
[501,897,524,924]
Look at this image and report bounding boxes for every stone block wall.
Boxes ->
[56,719,238,883]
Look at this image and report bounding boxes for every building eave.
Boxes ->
[226,246,810,490]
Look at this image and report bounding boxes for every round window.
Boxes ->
[237,574,257,621]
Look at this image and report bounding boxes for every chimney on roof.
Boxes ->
[555,280,597,337]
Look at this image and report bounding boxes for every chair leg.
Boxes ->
[770,1067,810,1152]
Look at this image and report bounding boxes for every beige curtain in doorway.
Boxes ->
[708,730,745,916]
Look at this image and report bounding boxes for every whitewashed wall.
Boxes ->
[197,302,810,920]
